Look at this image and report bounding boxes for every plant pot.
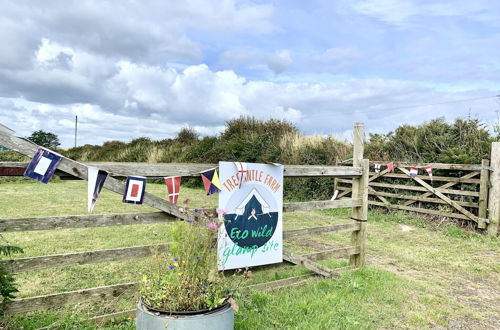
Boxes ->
[136,300,234,330]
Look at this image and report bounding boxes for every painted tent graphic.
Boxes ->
[223,188,278,248]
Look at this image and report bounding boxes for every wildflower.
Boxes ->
[196,256,201,260]
[194,209,199,213]
[183,198,190,204]
[200,209,208,216]
[186,219,194,223]
[182,260,186,264]
[216,208,228,215]
[173,258,179,262]
[169,265,175,270]
[178,272,183,276]
[178,207,185,213]
[210,244,215,249]
[141,275,148,281]
[208,221,218,230]
[173,262,179,267]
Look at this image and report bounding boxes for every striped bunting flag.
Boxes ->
[409,167,418,178]
[424,165,433,181]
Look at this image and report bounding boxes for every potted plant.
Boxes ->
[136,206,243,329]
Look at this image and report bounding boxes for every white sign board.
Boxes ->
[218,161,284,270]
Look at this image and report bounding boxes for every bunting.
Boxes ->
[234,162,247,188]
[164,176,181,204]
[374,164,381,173]
[123,176,146,204]
[87,167,108,212]
[387,162,395,172]
[23,148,62,184]
[200,168,222,195]
[409,167,418,178]
[424,165,433,181]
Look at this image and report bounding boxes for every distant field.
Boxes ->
[0,181,498,329]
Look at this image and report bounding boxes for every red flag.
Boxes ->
[164,176,181,204]
[387,162,394,172]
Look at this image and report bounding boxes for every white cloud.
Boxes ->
[266,50,293,74]
[310,47,361,73]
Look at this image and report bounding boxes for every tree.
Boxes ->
[26,130,60,149]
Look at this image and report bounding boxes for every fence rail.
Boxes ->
[0,123,370,323]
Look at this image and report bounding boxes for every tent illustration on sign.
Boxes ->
[223,188,278,248]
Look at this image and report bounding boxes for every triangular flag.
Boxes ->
[24,148,62,184]
[387,162,395,172]
[424,165,433,181]
[200,168,222,195]
[123,176,146,204]
[234,162,247,188]
[164,176,181,204]
[374,164,381,173]
[88,167,108,212]
[409,167,418,178]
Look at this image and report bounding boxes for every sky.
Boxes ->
[0,0,499,147]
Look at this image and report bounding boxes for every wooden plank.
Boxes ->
[283,198,361,212]
[368,186,391,205]
[0,244,169,273]
[365,181,480,197]
[0,161,362,178]
[402,171,480,206]
[2,225,357,272]
[302,246,360,261]
[0,212,176,233]
[3,282,138,314]
[398,167,478,223]
[368,190,478,208]
[478,159,490,229]
[282,250,334,277]
[368,171,481,184]
[283,223,361,239]
[246,274,316,292]
[0,132,196,221]
[370,201,471,220]
[343,161,487,171]
[488,143,500,236]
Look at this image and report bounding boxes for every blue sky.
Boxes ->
[0,0,499,146]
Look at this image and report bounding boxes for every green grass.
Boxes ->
[0,181,499,329]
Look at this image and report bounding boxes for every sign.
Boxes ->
[217,161,284,270]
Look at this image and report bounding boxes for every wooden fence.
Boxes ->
[334,143,500,236]
[0,123,369,324]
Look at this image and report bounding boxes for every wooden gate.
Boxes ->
[335,161,491,230]
[0,123,369,323]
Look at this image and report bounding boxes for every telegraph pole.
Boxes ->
[74,115,78,148]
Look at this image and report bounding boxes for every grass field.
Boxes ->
[0,180,499,329]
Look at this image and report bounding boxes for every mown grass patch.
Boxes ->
[0,181,498,329]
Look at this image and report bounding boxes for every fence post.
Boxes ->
[487,143,500,236]
[478,159,489,229]
[350,123,368,267]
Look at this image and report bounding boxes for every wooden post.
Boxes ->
[487,144,500,236]
[349,123,368,267]
[478,159,489,229]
